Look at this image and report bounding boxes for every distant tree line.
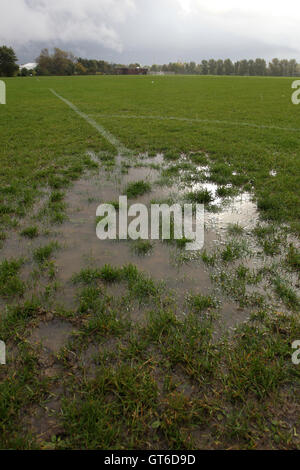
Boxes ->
[35,51,300,77]
[0,45,299,77]
[150,58,300,76]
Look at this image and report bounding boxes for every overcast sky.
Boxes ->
[1,0,300,64]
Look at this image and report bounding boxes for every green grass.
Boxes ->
[185,189,213,204]
[0,258,25,298]
[186,293,218,313]
[21,226,39,239]
[1,75,300,450]
[125,181,152,198]
[286,244,300,273]
[131,239,154,256]
[33,242,60,265]
[227,223,244,236]
[273,277,300,311]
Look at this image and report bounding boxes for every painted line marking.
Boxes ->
[49,89,130,155]
[91,113,300,133]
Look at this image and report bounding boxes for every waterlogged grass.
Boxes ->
[186,293,218,313]
[185,189,213,204]
[33,242,60,265]
[132,239,154,256]
[0,260,300,449]
[0,258,25,298]
[286,244,300,273]
[126,181,152,198]
[1,75,300,450]
[21,226,39,239]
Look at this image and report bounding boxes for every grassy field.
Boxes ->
[0,75,300,450]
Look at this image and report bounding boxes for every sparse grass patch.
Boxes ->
[185,189,213,204]
[221,240,249,262]
[49,190,65,203]
[273,277,300,311]
[99,264,123,283]
[217,186,237,198]
[33,242,60,265]
[286,244,300,273]
[227,223,244,236]
[126,181,151,198]
[187,293,218,313]
[0,258,25,298]
[132,239,154,256]
[72,268,102,285]
[21,226,39,239]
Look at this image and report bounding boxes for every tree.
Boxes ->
[254,58,267,76]
[0,45,18,77]
[216,59,224,75]
[75,62,87,75]
[239,60,249,75]
[269,58,281,76]
[224,59,234,75]
[288,59,297,77]
[208,59,217,75]
[36,48,75,75]
[36,48,51,75]
[201,60,208,75]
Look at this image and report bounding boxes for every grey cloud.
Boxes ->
[1,0,300,64]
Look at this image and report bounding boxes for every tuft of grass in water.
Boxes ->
[33,242,60,265]
[0,258,25,298]
[286,244,300,273]
[132,239,154,256]
[77,285,106,315]
[189,152,208,165]
[273,277,300,311]
[227,223,244,236]
[262,237,281,256]
[187,293,218,313]
[175,237,194,249]
[99,265,123,283]
[163,150,179,161]
[221,240,249,262]
[216,186,237,198]
[72,268,102,285]
[21,226,39,239]
[126,181,151,198]
[253,224,276,239]
[49,190,65,203]
[201,250,217,267]
[185,189,213,204]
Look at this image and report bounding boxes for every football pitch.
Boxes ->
[0,75,300,450]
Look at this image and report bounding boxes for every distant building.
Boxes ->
[149,71,165,76]
[115,67,148,75]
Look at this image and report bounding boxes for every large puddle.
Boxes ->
[0,150,265,329]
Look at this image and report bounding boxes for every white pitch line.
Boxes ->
[92,113,300,133]
[49,89,130,155]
